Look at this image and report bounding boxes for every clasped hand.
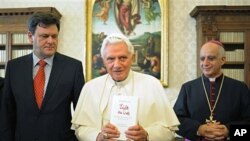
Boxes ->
[198,122,229,141]
[97,123,148,141]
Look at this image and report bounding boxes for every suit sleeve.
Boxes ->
[72,61,85,109]
[0,62,16,141]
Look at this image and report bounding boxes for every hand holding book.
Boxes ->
[110,95,139,140]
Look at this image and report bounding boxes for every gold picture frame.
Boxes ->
[86,0,169,87]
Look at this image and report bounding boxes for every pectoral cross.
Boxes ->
[206,115,216,123]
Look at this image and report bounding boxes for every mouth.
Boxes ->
[113,70,124,75]
[113,70,122,73]
[44,46,55,50]
[203,68,212,73]
[45,45,55,48]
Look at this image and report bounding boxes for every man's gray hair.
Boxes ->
[207,40,225,57]
[100,33,134,58]
[218,45,225,58]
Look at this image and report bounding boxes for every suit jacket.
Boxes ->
[173,75,250,140]
[0,77,4,107]
[0,53,85,141]
[0,77,3,91]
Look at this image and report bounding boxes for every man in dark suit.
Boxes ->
[173,40,250,141]
[0,12,85,141]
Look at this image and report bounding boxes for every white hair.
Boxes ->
[100,33,134,58]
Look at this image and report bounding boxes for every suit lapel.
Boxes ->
[41,53,64,109]
[22,54,40,112]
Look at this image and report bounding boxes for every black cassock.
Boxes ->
[174,74,250,140]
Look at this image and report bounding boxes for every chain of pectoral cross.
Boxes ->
[201,75,224,123]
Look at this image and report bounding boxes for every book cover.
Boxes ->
[110,95,139,140]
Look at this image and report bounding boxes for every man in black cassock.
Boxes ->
[174,40,250,141]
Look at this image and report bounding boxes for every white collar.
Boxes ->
[107,70,133,88]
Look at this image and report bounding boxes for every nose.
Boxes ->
[47,36,55,43]
[113,59,122,68]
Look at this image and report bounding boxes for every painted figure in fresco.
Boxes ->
[150,52,160,79]
[92,54,107,77]
[138,53,160,79]
[95,0,112,24]
[92,32,107,77]
[146,35,155,56]
[115,0,141,35]
[141,0,160,24]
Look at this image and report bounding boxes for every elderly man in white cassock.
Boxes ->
[71,33,179,141]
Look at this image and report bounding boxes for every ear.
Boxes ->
[221,56,226,65]
[27,31,33,43]
[132,53,135,62]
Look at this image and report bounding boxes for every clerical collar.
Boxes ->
[209,78,216,82]
[108,70,133,87]
[202,74,224,83]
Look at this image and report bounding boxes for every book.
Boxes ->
[110,95,139,140]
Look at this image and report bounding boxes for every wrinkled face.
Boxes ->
[28,24,58,59]
[200,43,225,78]
[103,41,134,81]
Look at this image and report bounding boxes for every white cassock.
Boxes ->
[71,70,180,141]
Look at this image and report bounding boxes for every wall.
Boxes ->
[168,0,250,104]
[1,0,249,105]
[0,0,86,67]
